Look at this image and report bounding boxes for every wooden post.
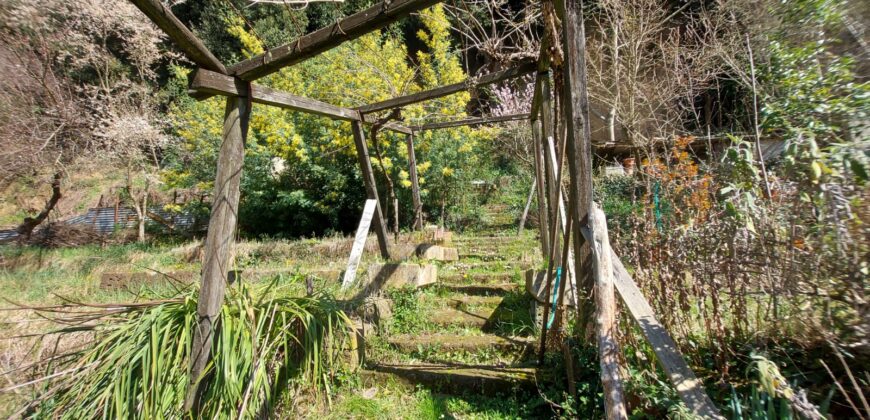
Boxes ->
[531,119,550,260]
[185,94,250,410]
[590,205,627,419]
[406,133,423,230]
[556,0,595,336]
[351,120,391,260]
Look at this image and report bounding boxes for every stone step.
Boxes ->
[387,333,534,353]
[454,236,518,244]
[459,253,507,261]
[434,283,519,296]
[441,294,504,309]
[430,307,492,328]
[440,273,516,285]
[361,363,537,396]
[443,261,529,270]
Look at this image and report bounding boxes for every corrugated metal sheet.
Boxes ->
[0,207,200,242]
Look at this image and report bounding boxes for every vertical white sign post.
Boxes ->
[342,199,378,289]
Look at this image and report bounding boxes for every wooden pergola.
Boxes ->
[130,0,723,418]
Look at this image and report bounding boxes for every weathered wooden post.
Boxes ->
[406,133,423,230]
[185,94,250,410]
[590,205,627,419]
[556,0,595,335]
[554,0,626,416]
[351,119,392,260]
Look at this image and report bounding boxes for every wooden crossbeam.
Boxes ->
[229,0,442,81]
[410,113,529,131]
[130,0,226,74]
[190,69,412,134]
[358,62,536,114]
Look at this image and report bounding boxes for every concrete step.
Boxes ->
[434,283,519,296]
[440,273,516,285]
[361,363,537,396]
[459,253,508,261]
[442,294,504,308]
[387,333,534,353]
[428,302,532,331]
[443,261,529,271]
[430,307,492,328]
[454,236,518,244]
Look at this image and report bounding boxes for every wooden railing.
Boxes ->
[577,204,724,419]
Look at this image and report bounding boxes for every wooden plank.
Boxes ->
[190,69,411,133]
[229,0,442,81]
[538,131,564,364]
[610,251,724,419]
[351,120,392,260]
[342,199,378,288]
[130,0,226,74]
[406,134,423,230]
[539,74,557,254]
[358,63,536,114]
[589,205,627,419]
[517,180,535,235]
[185,95,250,410]
[531,119,550,261]
[411,113,530,131]
[545,135,578,308]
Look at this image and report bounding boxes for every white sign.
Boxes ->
[341,199,377,289]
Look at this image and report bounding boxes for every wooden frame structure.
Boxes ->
[130,0,723,417]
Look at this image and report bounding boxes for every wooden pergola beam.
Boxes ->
[190,69,412,134]
[130,0,226,74]
[410,113,530,131]
[357,62,536,114]
[229,0,442,81]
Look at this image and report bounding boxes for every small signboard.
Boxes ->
[341,199,377,289]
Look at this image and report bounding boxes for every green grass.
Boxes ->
[317,379,555,419]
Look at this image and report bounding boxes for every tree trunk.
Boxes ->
[16,171,63,238]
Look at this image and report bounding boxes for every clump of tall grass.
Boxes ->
[9,280,351,418]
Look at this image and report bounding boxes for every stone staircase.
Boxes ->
[361,203,543,397]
